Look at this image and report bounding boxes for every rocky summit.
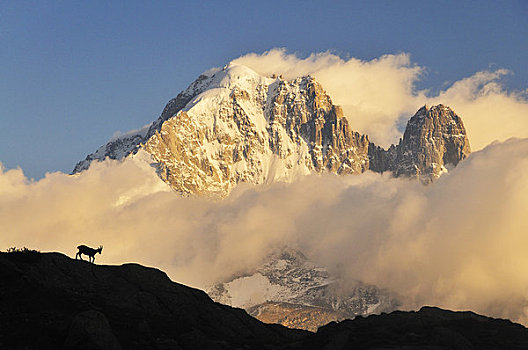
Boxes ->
[2,250,528,349]
[73,64,470,196]
[369,104,471,182]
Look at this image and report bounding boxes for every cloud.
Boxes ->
[2,49,528,325]
[431,70,528,150]
[2,138,528,324]
[302,138,528,323]
[233,49,528,150]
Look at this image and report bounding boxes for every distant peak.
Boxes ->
[415,104,455,118]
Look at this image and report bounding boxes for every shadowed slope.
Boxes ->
[0,252,306,349]
[298,307,528,349]
[2,251,528,349]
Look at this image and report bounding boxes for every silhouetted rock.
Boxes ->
[0,252,306,349]
[64,310,121,350]
[296,306,528,349]
[2,251,528,349]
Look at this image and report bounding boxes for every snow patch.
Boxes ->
[223,273,286,309]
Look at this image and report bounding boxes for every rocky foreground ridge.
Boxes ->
[0,251,304,349]
[2,251,528,349]
[73,64,470,196]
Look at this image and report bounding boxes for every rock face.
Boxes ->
[369,105,471,182]
[73,64,469,196]
[0,251,306,349]
[207,248,399,332]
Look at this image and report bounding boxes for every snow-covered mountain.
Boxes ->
[207,247,399,331]
[73,63,470,196]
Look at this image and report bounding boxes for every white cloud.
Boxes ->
[2,138,528,324]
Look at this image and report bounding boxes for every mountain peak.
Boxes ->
[73,66,471,195]
[74,68,373,196]
[369,103,470,182]
[201,63,272,92]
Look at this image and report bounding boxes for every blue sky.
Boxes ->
[1,1,527,179]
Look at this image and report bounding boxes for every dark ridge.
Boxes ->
[1,251,528,349]
[297,306,528,349]
[0,252,306,349]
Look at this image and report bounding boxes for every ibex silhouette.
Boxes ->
[76,245,103,263]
